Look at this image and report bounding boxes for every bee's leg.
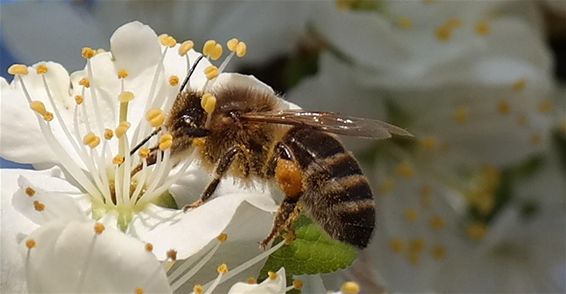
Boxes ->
[182,145,242,211]
[130,146,159,177]
[260,144,304,249]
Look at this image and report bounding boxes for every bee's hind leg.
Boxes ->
[183,145,243,212]
[260,143,304,249]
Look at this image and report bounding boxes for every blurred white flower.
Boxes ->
[287,1,564,292]
[0,21,288,292]
[1,1,315,72]
[290,0,556,166]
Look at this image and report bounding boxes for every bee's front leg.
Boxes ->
[183,145,242,211]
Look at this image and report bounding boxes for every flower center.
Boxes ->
[8,36,247,231]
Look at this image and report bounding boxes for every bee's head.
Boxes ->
[169,91,209,138]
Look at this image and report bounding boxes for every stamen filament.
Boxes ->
[86,60,106,135]
[131,159,149,204]
[203,271,224,294]
[170,241,222,290]
[202,241,285,289]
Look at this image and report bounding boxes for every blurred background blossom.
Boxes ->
[1,0,565,293]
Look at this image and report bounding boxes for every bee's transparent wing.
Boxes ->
[240,110,412,139]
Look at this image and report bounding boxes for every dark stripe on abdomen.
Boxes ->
[283,127,345,168]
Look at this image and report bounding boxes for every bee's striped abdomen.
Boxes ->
[283,127,375,248]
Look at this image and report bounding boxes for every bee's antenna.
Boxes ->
[179,55,205,93]
[130,127,161,156]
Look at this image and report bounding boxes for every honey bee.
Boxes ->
[133,57,412,249]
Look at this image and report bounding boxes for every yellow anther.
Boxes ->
[431,244,446,261]
[204,65,219,80]
[139,147,151,159]
[467,222,487,240]
[390,238,404,253]
[430,215,445,231]
[169,75,179,86]
[192,138,206,148]
[36,64,48,75]
[167,249,177,261]
[135,288,144,294]
[159,34,177,48]
[293,279,304,290]
[340,281,360,294]
[159,133,173,151]
[145,243,154,252]
[497,99,511,114]
[117,69,129,79]
[419,136,438,151]
[83,132,101,149]
[397,17,413,29]
[217,233,228,243]
[146,109,165,128]
[217,263,229,274]
[453,105,469,124]
[193,284,204,294]
[247,277,257,284]
[25,239,37,249]
[79,78,90,88]
[30,101,48,116]
[104,129,114,140]
[119,91,135,103]
[113,155,125,165]
[396,162,414,178]
[267,271,278,280]
[115,121,131,138]
[33,200,45,212]
[409,238,425,253]
[538,100,553,113]
[475,20,490,36]
[531,133,541,145]
[75,95,84,105]
[201,93,217,113]
[25,187,36,197]
[178,40,194,56]
[378,177,395,195]
[404,208,417,222]
[203,40,223,61]
[512,78,526,91]
[94,222,105,235]
[435,25,452,42]
[81,47,96,59]
[8,64,28,75]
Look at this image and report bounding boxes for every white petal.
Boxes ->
[212,73,275,94]
[111,21,161,77]
[1,169,41,293]
[128,189,274,261]
[24,221,171,293]
[228,268,286,294]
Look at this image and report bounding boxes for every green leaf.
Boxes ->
[259,215,358,280]
[154,191,178,209]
